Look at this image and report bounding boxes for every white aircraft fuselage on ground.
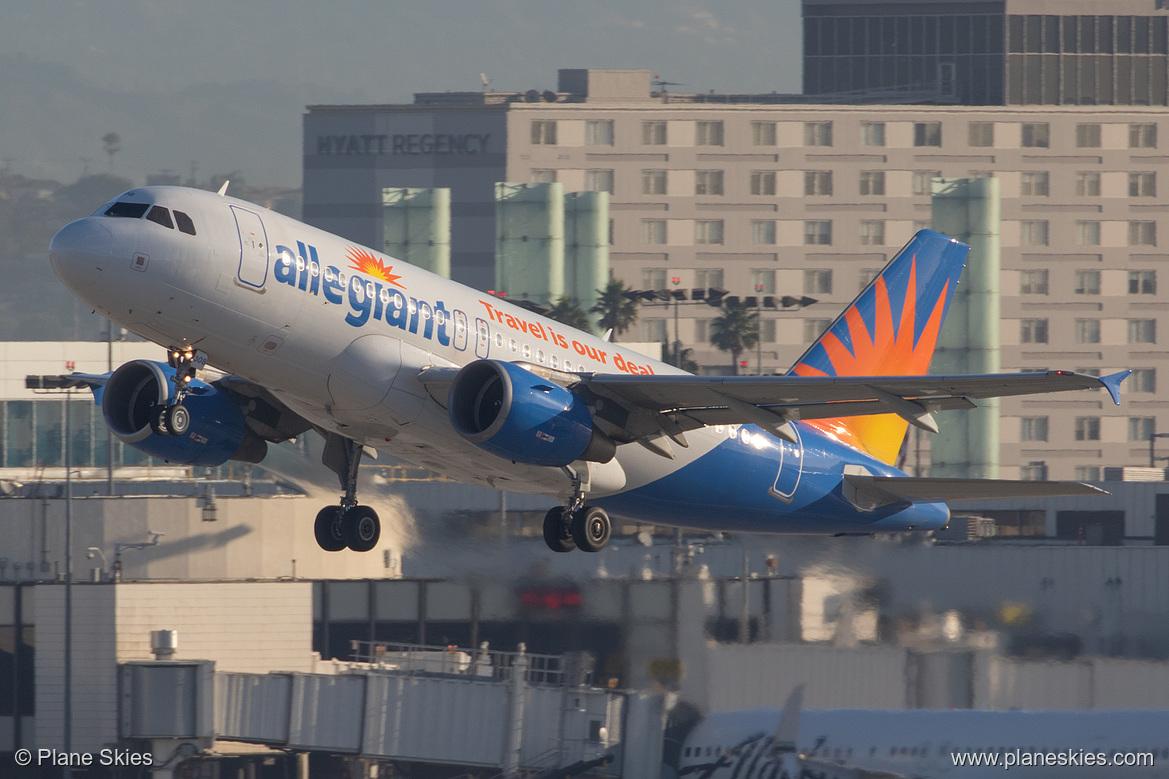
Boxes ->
[49,186,1126,553]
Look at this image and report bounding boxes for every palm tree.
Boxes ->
[589,279,638,341]
[662,342,700,373]
[545,296,593,332]
[709,301,759,375]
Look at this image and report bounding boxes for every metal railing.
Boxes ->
[348,640,591,687]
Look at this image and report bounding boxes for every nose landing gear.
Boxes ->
[315,434,381,552]
[150,348,206,437]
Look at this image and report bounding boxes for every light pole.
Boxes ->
[755,284,765,376]
[64,386,73,779]
[671,276,682,367]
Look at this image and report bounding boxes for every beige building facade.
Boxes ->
[304,69,1168,480]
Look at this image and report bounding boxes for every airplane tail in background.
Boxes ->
[790,230,969,465]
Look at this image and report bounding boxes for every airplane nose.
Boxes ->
[50,218,113,293]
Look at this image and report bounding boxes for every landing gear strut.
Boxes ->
[542,469,611,554]
[151,347,206,437]
[316,434,381,552]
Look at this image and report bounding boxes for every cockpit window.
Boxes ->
[146,206,174,229]
[173,210,197,236]
[104,202,150,218]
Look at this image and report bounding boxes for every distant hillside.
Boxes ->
[0,53,363,187]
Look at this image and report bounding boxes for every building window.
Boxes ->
[1130,123,1158,149]
[1128,319,1156,344]
[1130,221,1157,246]
[805,171,833,196]
[750,171,777,196]
[696,268,724,289]
[1131,368,1157,393]
[859,220,885,246]
[968,122,994,147]
[585,120,614,146]
[1075,466,1102,481]
[1020,461,1048,481]
[642,170,667,195]
[642,120,667,145]
[859,171,885,196]
[804,318,832,342]
[1075,123,1102,148]
[1020,220,1049,246]
[1020,172,1049,196]
[1129,270,1157,295]
[1076,172,1101,197]
[1075,270,1101,295]
[858,268,881,290]
[1074,319,1101,344]
[1021,123,1049,148]
[860,122,885,147]
[642,268,668,289]
[751,121,776,146]
[584,169,614,193]
[1020,417,1049,442]
[531,120,557,145]
[694,319,710,342]
[695,220,724,244]
[1074,417,1101,441]
[643,318,667,343]
[1130,417,1156,442]
[752,268,777,294]
[913,171,941,196]
[1020,269,1048,294]
[1076,221,1101,246]
[1020,318,1049,343]
[804,220,832,245]
[805,121,833,147]
[531,169,558,183]
[804,269,833,294]
[1130,172,1157,197]
[695,170,724,196]
[696,121,724,146]
[642,219,667,245]
[751,220,777,245]
[760,319,777,343]
[914,122,941,147]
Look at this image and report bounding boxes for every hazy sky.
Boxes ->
[2,1,804,186]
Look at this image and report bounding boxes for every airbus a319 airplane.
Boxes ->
[49,185,1127,554]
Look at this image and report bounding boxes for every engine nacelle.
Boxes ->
[101,360,267,466]
[448,360,614,467]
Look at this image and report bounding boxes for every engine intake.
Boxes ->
[448,360,614,467]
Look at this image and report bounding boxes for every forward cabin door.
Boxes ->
[231,206,269,289]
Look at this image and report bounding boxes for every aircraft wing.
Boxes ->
[577,369,1128,441]
[419,366,1127,446]
[843,475,1107,511]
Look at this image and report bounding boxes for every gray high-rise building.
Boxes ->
[804,0,1169,106]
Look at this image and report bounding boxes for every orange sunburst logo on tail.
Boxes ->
[346,247,405,289]
[793,256,950,465]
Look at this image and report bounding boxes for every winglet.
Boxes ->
[1100,370,1130,406]
[217,180,230,196]
[773,684,803,754]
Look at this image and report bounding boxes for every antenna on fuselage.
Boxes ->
[216,180,230,196]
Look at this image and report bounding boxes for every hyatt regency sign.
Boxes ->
[316,134,491,156]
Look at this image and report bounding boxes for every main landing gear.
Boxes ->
[315,435,381,553]
[149,347,206,437]
[542,471,611,553]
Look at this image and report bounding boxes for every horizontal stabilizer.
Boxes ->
[844,475,1107,510]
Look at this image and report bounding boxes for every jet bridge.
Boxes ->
[120,642,664,777]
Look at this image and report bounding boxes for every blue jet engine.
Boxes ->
[101,360,267,466]
[448,360,615,467]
